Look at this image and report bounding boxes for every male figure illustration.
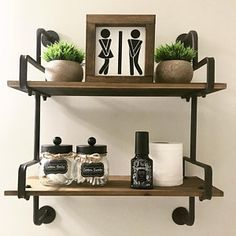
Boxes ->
[128,29,143,75]
[98,29,113,75]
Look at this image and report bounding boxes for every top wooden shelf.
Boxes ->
[7,81,226,97]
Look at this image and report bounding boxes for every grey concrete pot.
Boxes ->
[155,60,193,83]
[45,60,83,82]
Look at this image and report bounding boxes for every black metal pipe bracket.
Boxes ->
[172,156,212,225]
[19,55,46,97]
[18,94,41,199]
[172,197,195,226]
[172,94,212,225]
[18,160,39,199]
[33,196,56,225]
[18,166,56,225]
[177,30,215,99]
[184,157,213,201]
[19,28,59,98]
[188,96,213,201]
[17,93,56,225]
[36,28,59,64]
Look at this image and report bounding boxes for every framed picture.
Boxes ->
[86,15,156,83]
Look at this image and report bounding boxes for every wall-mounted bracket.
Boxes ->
[172,94,213,225]
[18,160,38,199]
[172,197,195,226]
[33,196,56,225]
[19,55,46,97]
[36,28,59,64]
[18,94,42,199]
[173,157,212,225]
[176,31,215,97]
[19,28,59,97]
[17,93,57,225]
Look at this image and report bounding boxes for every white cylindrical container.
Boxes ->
[150,142,183,186]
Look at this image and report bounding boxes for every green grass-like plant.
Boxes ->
[43,41,85,63]
[154,41,196,63]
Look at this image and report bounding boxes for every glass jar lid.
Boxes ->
[41,137,72,154]
[76,137,107,154]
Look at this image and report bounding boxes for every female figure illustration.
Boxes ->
[128,29,143,75]
[98,29,113,75]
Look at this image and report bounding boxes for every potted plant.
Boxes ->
[43,41,85,82]
[154,41,196,83]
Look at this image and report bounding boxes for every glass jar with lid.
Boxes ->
[39,137,76,186]
[75,137,108,186]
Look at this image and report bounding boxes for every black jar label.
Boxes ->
[81,163,104,177]
[44,159,68,175]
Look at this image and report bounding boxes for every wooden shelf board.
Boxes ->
[7,81,227,97]
[4,175,223,197]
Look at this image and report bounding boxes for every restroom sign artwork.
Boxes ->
[85,15,155,83]
[95,27,146,76]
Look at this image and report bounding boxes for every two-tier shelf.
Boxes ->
[4,28,226,226]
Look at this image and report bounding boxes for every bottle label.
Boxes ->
[44,159,68,175]
[81,163,104,177]
[131,158,153,188]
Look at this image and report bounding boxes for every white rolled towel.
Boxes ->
[150,142,183,186]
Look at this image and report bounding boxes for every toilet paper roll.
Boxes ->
[150,142,183,186]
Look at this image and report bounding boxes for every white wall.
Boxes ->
[0,0,235,235]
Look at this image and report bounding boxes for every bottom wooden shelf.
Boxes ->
[4,175,223,197]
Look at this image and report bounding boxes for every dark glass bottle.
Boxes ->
[131,131,153,189]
